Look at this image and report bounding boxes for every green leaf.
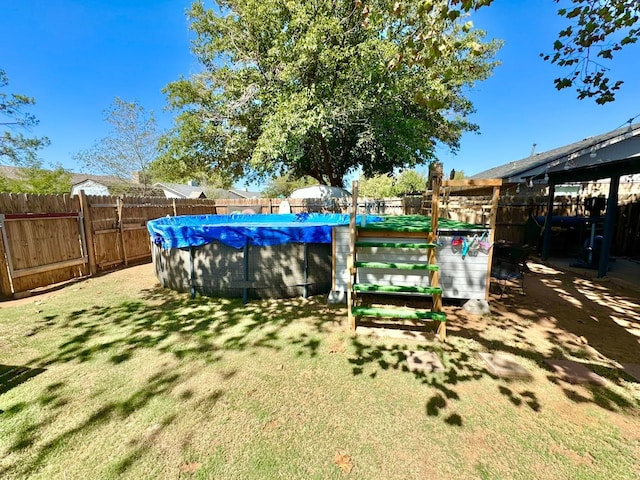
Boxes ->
[159,0,500,187]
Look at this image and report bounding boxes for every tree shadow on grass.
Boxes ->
[1,284,344,478]
[1,370,188,478]
[27,284,343,370]
[344,262,640,426]
[346,332,487,427]
[4,262,639,474]
[0,365,46,395]
[445,263,640,412]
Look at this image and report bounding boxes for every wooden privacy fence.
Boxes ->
[1,191,638,299]
[0,193,86,297]
[0,193,348,299]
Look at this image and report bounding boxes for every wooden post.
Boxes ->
[484,185,501,300]
[348,180,359,332]
[117,197,129,266]
[172,198,177,216]
[0,216,14,298]
[78,190,97,275]
[428,167,442,313]
[350,180,358,254]
[347,254,355,332]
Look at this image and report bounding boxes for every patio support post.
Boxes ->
[598,175,620,278]
[542,182,556,260]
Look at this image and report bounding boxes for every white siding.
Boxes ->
[333,226,491,300]
[71,180,110,196]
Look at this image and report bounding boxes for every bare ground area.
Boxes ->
[451,260,640,366]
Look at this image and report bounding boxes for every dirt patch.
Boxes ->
[448,261,640,365]
[0,263,160,309]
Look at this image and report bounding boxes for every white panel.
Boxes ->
[332,226,491,300]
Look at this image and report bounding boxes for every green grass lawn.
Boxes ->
[1,265,639,479]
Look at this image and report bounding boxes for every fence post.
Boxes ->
[0,216,14,298]
[78,190,97,276]
[117,197,129,266]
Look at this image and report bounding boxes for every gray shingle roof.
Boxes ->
[154,182,258,199]
[471,122,640,182]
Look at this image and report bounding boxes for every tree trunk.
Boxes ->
[318,134,340,186]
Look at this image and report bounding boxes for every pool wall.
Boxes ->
[147,213,370,300]
[152,241,332,300]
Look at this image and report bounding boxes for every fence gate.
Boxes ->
[0,212,89,296]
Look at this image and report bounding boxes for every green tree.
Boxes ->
[358,173,395,198]
[0,165,72,194]
[541,0,639,104]
[160,0,500,188]
[394,169,428,195]
[0,69,50,166]
[74,97,160,195]
[263,173,316,198]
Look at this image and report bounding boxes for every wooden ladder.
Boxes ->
[347,178,446,341]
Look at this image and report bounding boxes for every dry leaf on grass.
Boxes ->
[334,450,353,474]
[179,462,202,473]
[263,419,279,432]
[328,341,346,354]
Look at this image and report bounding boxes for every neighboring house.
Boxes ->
[289,185,351,200]
[471,122,640,198]
[228,188,262,199]
[71,174,163,197]
[0,166,160,196]
[154,181,262,200]
[70,178,110,196]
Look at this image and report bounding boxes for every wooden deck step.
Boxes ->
[355,241,438,249]
[354,261,439,271]
[352,306,446,322]
[353,283,442,295]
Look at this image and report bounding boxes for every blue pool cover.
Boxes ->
[148,213,380,249]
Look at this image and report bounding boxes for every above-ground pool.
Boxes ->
[147,213,375,301]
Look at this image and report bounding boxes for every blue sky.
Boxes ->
[1,0,639,189]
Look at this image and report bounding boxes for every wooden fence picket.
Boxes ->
[0,191,637,298]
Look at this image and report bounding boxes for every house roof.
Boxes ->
[0,165,28,180]
[154,182,255,199]
[69,173,126,186]
[154,182,206,198]
[1,166,163,195]
[471,122,640,183]
[228,188,262,199]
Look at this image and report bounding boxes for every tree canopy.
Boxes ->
[74,98,160,195]
[358,169,428,198]
[0,69,50,167]
[262,173,316,198]
[0,165,72,194]
[160,0,500,187]
[542,0,639,104]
